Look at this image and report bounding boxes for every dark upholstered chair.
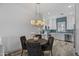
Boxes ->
[42,36,54,56]
[20,36,27,56]
[35,34,42,39]
[27,42,44,56]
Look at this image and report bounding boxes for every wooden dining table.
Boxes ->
[27,38,48,45]
[26,38,47,56]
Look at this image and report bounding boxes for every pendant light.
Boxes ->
[31,3,45,28]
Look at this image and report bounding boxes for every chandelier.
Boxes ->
[31,3,45,27]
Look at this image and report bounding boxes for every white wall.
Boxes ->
[75,4,79,54]
[67,15,75,30]
[0,4,39,53]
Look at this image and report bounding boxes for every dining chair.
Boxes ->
[42,36,54,56]
[35,34,42,39]
[20,36,27,56]
[27,42,44,56]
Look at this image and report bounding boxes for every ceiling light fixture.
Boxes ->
[68,5,72,8]
[31,3,45,28]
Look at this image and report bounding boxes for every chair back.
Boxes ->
[27,42,43,56]
[20,36,27,49]
[35,34,42,39]
[48,36,54,49]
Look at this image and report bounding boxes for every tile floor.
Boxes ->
[6,39,74,56]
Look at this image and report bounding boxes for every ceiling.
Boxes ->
[21,3,75,17]
[0,3,75,18]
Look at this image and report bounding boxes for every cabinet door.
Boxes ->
[57,22,66,32]
[56,17,67,32]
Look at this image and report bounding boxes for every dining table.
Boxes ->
[27,38,48,45]
[26,38,48,56]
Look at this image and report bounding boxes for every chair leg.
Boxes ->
[50,50,53,56]
[21,49,23,56]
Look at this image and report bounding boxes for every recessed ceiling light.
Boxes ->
[68,5,72,8]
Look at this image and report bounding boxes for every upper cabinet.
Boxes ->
[56,17,67,32]
[43,16,75,33]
